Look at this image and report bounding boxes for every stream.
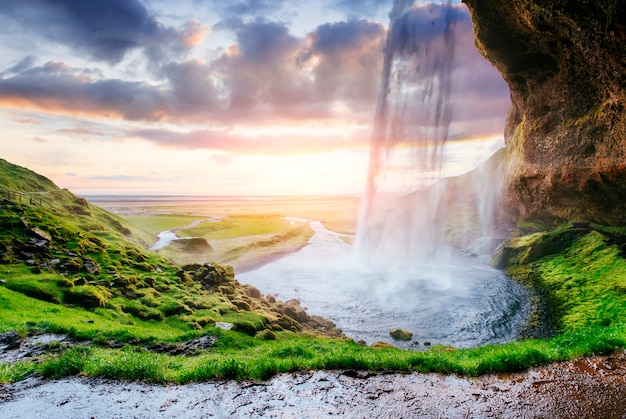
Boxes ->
[239,220,530,349]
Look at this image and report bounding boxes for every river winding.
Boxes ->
[238,220,530,349]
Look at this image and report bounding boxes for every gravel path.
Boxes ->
[2,351,625,418]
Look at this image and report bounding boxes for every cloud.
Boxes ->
[2,56,36,75]
[0,61,170,120]
[162,59,222,115]
[331,0,390,19]
[0,17,384,124]
[0,0,204,64]
[298,20,385,110]
[211,0,287,17]
[0,3,509,142]
[128,127,365,155]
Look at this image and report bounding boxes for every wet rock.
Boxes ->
[215,322,234,331]
[243,284,262,299]
[282,299,309,324]
[182,263,203,272]
[82,258,100,274]
[30,228,51,243]
[29,238,48,249]
[147,335,216,356]
[305,315,344,339]
[0,331,22,351]
[73,276,88,286]
[390,329,413,341]
[178,238,212,253]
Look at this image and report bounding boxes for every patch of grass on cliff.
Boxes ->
[502,222,626,331]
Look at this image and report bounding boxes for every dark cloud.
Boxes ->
[298,20,385,109]
[0,3,510,142]
[0,0,198,64]
[162,60,221,114]
[2,56,37,75]
[212,19,314,117]
[0,61,170,120]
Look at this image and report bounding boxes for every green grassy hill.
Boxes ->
[0,158,349,378]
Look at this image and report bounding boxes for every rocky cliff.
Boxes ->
[463,0,626,225]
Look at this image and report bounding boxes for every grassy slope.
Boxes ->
[1,157,626,384]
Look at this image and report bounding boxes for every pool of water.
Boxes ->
[238,221,530,349]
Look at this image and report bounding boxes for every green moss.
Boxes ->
[501,223,626,332]
[62,285,111,309]
[122,301,165,321]
[3,276,63,304]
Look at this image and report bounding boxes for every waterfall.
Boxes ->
[356,0,457,270]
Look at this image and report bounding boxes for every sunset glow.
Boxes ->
[0,0,509,196]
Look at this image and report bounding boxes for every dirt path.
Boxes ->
[1,351,625,418]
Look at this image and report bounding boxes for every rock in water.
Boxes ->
[390,328,413,341]
[463,0,626,225]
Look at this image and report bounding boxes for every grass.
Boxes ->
[3,203,626,385]
[3,321,624,384]
[123,214,208,234]
[501,222,626,331]
[2,157,626,385]
[154,216,314,271]
[176,216,295,240]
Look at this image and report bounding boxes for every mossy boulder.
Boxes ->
[390,328,413,341]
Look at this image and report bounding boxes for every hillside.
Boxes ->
[0,158,342,344]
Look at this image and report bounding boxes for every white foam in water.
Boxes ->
[239,221,529,349]
[241,1,530,348]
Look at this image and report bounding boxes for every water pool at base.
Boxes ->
[238,221,530,349]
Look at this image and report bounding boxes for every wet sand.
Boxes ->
[2,351,625,418]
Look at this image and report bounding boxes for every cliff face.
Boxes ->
[463,0,626,224]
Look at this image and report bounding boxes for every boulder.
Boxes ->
[390,328,413,341]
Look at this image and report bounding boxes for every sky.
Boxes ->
[0,0,510,196]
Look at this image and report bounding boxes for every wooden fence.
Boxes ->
[1,189,58,210]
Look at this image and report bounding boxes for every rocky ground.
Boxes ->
[1,349,625,418]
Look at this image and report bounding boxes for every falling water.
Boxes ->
[240,1,530,348]
[356,0,468,270]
